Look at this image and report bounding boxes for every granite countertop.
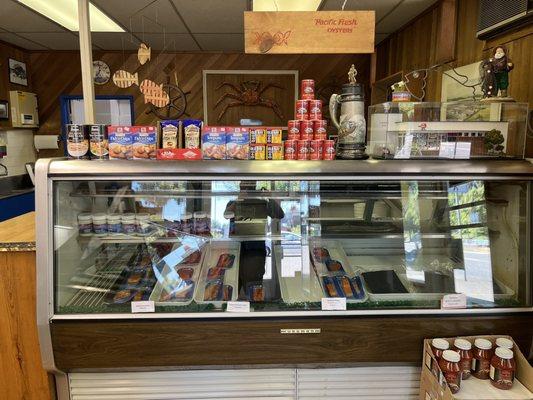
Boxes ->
[0,212,36,252]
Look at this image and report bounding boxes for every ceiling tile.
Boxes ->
[18,32,80,50]
[0,1,65,32]
[0,32,47,50]
[172,0,247,33]
[91,32,141,50]
[194,33,243,52]
[377,0,438,33]
[93,0,189,33]
[321,0,399,21]
[140,33,200,51]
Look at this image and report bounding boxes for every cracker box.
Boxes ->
[202,126,226,160]
[157,148,202,160]
[226,127,250,160]
[132,126,157,160]
[420,335,533,400]
[266,127,283,144]
[250,128,267,144]
[160,120,179,149]
[249,144,266,160]
[108,126,133,160]
[267,144,283,160]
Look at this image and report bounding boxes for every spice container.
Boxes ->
[496,337,514,350]
[135,213,151,236]
[431,338,450,378]
[107,214,122,235]
[92,213,107,236]
[77,213,93,236]
[180,212,192,234]
[490,347,516,390]
[121,213,136,235]
[472,338,493,380]
[439,350,462,394]
[453,338,473,380]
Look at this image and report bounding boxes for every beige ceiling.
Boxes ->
[0,0,438,51]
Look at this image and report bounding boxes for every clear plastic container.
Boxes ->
[92,213,107,236]
[77,213,93,236]
[121,213,136,236]
[135,213,151,236]
[472,338,493,380]
[453,338,473,380]
[490,347,516,390]
[107,214,122,235]
[439,350,462,394]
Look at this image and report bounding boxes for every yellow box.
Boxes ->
[250,128,266,144]
[249,144,266,160]
[267,144,283,160]
[266,128,283,144]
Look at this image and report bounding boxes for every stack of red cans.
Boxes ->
[285,79,334,160]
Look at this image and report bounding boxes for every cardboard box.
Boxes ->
[156,148,202,160]
[249,144,266,160]
[202,126,226,159]
[250,128,267,144]
[108,126,133,160]
[132,126,157,160]
[420,335,533,400]
[266,127,283,144]
[226,127,250,160]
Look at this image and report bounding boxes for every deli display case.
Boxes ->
[36,159,533,394]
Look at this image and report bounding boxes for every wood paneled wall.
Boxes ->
[0,40,33,129]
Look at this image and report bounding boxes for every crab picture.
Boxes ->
[214,80,285,122]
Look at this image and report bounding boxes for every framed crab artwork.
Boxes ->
[203,70,298,126]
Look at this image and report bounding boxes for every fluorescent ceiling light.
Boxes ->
[253,0,322,11]
[17,0,124,32]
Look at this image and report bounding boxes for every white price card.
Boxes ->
[131,300,155,313]
[441,293,467,309]
[226,301,250,313]
[454,142,471,159]
[438,142,456,159]
[321,297,347,311]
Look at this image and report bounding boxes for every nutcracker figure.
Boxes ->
[481,46,514,98]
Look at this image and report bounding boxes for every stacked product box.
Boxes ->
[157,119,203,160]
[226,127,250,160]
[286,79,335,160]
[108,126,158,160]
[202,126,227,159]
[249,127,284,160]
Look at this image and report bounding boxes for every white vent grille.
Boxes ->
[69,366,420,400]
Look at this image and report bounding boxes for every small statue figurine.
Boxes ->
[481,46,514,99]
[348,64,357,84]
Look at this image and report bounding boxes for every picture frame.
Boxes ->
[0,101,8,120]
[8,58,28,86]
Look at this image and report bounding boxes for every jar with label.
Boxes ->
[77,213,93,236]
[490,347,516,390]
[66,124,89,159]
[107,214,122,235]
[92,213,108,236]
[180,212,192,234]
[472,338,493,380]
[431,338,449,378]
[439,350,462,394]
[496,337,513,350]
[121,213,136,236]
[135,213,151,236]
[193,211,208,235]
[453,338,473,380]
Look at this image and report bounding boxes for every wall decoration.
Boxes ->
[440,61,484,103]
[480,45,514,99]
[8,58,28,86]
[0,101,9,120]
[112,70,139,88]
[137,43,151,65]
[146,75,191,120]
[93,60,110,85]
[203,70,298,126]
[140,79,170,108]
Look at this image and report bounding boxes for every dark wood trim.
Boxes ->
[51,314,533,371]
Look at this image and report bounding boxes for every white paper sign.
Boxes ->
[226,301,250,313]
[441,293,467,309]
[131,300,155,313]
[438,142,456,159]
[321,297,347,311]
[454,142,471,159]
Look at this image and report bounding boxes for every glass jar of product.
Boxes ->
[431,338,450,378]
[490,347,516,390]
[439,350,462,394]
[107,214,122,235]
[77,213,93,236]
[92,213,108,236]
[180,212,193,234]
[135,213,151,236]
[121,213,136,236]
[495,338,514,350]
[472,338,493,380]
[193,211,208,235]
[453,338,473,380]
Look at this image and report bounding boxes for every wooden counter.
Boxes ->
[0,212,51,399]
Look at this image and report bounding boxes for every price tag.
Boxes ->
[454,142,471,159]
[438,142,456,159]
[441,293,467,309]
[226,301,250,313]
[321,297,346,311]
[131,300,155,313]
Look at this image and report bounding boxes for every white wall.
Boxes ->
[0,129,36,176]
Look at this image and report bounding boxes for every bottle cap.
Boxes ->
[442,350,460,363]
[432,338,450,351]
[496,338,513,350]
[495,347,514,360]
[474,338,492,350]
[454,338,472,351]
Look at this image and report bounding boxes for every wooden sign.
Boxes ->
[244,11,375,54]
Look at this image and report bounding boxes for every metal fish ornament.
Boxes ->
[112,70,138,88]
[137,43,151,65]
[140,79,170,107]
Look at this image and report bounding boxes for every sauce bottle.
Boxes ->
[472,338,493,380]
[439,350,462,394]
[453,338,473,380]
[430,338,449,378]
[490,347,516,390]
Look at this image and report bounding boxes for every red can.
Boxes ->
[295,100,309,120]
[314,120,327,140]
[300,79,315,100]
[309,100,322,120]
[300,120,314,140]
[310,140,323,160]
[323,140,336,160]
[288,120,300,139]
[297,140,310,160]
[284,140,297,160]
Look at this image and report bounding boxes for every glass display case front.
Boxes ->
[48,161,532,315]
